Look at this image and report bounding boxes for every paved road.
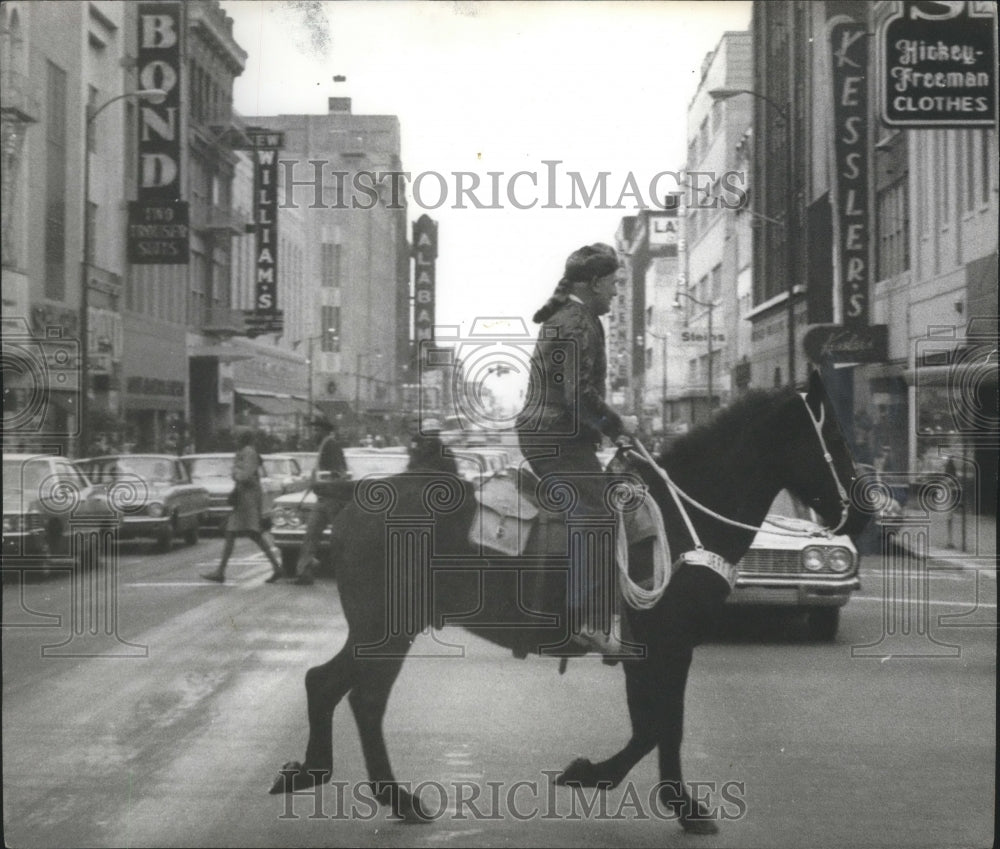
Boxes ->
[2,540,995,848]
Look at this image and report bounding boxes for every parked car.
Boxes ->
[270,447,410,574]
[77,455,209,551]
[727,489,860,640]
[262,454,310,494]
[181,452,283,530]
[283,451,318,477]
[2,454,117,573]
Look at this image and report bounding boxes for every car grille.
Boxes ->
[736,550,803,576]
[3,514,47,533]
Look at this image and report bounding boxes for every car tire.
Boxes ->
[807,607,840,641]
[156,517,176,553]
[183,521,200,546]
[281,548,299,574]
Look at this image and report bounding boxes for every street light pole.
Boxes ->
[646,328,670,429]
[79,88,164,456]
[673,290,714,419]
[709,87,796,387]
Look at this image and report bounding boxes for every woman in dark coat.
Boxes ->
[201,430,282,583]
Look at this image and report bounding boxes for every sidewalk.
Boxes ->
[883,504,996,570]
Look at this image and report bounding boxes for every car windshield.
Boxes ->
[186,457,232,479]
[2,458,48,494]
[344,453,409,478]
[89,457,175,484]
[263,459,292,476]
[294,455,317,474]
[767,490,817,522]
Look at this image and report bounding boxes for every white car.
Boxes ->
[270,448,410,573]
[728,490,860,640]
[181,453,283,530]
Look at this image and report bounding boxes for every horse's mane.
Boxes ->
[657,387,798,477]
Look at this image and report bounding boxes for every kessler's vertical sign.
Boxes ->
[128,2,188,264]
[412,215,437,347]
[830,17,870,328]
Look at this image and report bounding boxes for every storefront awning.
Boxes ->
[237,392,295,416]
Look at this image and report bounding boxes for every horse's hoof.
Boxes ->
[371,782,431,824]
[268,761,331,795]
[681,817,720,835]
[554,758,611,788]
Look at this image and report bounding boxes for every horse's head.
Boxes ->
[780,371,870,540]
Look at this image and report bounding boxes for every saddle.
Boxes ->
[469,467,660,558]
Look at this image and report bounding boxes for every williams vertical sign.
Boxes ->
[243,129,284,336]
[128,2,189,264]
[878,1,997,128]
[830,17,870,328]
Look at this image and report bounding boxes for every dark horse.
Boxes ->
[270,371,868,833]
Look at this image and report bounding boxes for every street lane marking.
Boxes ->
[852,595,996,608]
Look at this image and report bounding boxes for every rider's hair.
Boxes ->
[532,243,619,323]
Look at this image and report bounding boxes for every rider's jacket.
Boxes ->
[516,297,624,446]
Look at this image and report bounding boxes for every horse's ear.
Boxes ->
[804,369,826,419]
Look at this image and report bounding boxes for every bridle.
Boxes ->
[626,394,852,541]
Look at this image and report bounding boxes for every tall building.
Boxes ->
[1,1,313,455]
[249,98,411,442]
[683,30,753,415]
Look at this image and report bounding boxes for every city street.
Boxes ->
[2,539,995,848]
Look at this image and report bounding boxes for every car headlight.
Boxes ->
[826,547,854,573]
[272,507,290,528]
[802,546,826,572]
[3,515,16,533]
[146,502,165,518]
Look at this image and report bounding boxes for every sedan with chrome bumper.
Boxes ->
[728,490,860,640]
[76,455,209,552]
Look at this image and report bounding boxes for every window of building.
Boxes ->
[321,242,341,288]
[876,178,909,280]
[940,131,950,224]
[320,306,341,352]
[982,129,993,206]
[646,306,653,327]
[964,131,976,213]
[44,60,67,301]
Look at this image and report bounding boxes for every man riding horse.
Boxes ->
[516,242,633,655]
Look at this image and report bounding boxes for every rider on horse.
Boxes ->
[516,242,633,655]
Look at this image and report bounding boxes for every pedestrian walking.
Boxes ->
[201,430,282,584]
[293,417,349,585]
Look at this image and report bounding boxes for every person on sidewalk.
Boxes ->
[201,430,282,584]
[293,417,349,585]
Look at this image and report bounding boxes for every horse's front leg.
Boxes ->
[269,642,359,794]
[556,731,656,789]
[347,642,426,823]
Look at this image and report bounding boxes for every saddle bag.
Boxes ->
[470,475,539,556]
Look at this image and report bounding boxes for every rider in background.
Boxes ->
[516,243,631,654]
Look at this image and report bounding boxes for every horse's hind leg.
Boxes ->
[347,641,425,821]
[270,641,360,794]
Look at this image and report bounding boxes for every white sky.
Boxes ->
[223,0,751,408]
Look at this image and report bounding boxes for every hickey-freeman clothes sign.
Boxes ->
[878,1,997,128]
[129,2,188,264]
[412,215,438,345]
[829,17,870,329]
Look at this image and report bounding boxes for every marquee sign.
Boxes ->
[412,215,438,347]
[878,1,997,128]
[129,2,188,264]
[830,17,870,328]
